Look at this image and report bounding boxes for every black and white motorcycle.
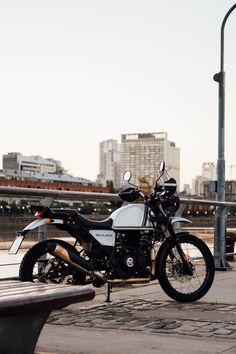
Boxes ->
[10,161,215,302]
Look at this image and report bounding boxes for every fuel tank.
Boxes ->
[110,204,148,227]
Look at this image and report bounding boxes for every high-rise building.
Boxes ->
[191,162,217,196]
[120,132,180,189]
[192,176,208,197]
[97,140,121,188]
[202,162,216,180]
[183,184,191,195]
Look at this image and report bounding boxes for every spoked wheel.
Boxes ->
[19,239,86,285]
[156,234,215,302]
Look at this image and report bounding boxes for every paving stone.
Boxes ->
[73,322,94,328]
[47,298,236,340]
[164,322,180,330]
[145,321,166,330]
[52,317,77,325]
[226,324,236,331]
[214,328,233,335]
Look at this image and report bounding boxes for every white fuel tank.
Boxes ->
[110,204,147,227]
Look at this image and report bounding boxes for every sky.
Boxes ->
[1,0,236,189]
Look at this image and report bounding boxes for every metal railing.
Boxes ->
[179,196,236,270]
[0,185,120,202]
[0,185,236,277]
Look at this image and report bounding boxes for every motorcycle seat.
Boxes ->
[74,213,113,228]
[51,209,79,218]
[51,209,113,228]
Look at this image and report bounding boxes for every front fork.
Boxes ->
[151,245,156,276]
[167,225,194,277]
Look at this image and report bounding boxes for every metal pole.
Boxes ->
[213,4,236,269]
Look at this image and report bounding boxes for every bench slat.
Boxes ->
[0,281,95,316]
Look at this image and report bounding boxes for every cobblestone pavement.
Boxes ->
[47,298,236,339]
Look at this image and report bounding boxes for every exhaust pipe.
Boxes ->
[46,242,106,285]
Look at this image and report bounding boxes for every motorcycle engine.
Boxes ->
[111,232,151,278]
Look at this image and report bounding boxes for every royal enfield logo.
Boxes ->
[95,233,114,237]
[89,230,115,246]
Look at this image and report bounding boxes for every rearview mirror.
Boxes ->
[123,170,132,182]
[159,160,165,173]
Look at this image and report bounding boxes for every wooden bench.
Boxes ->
[0,281,95,354]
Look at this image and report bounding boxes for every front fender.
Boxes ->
[171,216,192,224]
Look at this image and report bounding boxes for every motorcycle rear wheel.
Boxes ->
[19,239,86,285]
[156,234,215,302]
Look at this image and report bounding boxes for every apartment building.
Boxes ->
[99,132,180,190]
[120,132,180,189]
[97,140,121,188]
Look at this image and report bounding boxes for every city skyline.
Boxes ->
[2,149,230,190]
[1,1,236,188]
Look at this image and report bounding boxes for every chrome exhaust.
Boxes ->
[46,242,106,285]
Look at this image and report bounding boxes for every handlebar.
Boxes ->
[120,173,177,212]
[120,163,179,214]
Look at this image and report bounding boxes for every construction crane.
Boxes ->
[228,165,236,180]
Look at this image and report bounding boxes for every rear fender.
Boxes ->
[20,218,64,236]
[8,218,64,254]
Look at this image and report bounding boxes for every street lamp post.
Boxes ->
[213,3,236,269]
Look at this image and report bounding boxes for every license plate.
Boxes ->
[8,235,25,255]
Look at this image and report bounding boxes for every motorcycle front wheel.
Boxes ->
[156,234,215,302]
[19,239,86,285]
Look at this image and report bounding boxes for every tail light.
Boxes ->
[35,210,43,218]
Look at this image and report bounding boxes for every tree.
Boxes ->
[106,180,115,193]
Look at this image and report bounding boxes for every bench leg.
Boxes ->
[0,310,50,354]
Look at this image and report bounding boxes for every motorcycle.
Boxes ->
[9,161,215,303]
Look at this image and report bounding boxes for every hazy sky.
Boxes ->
[1,0,236,188]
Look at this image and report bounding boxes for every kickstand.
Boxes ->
[105,282,112,302]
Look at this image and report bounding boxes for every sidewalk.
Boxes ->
[36,265,236,354]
